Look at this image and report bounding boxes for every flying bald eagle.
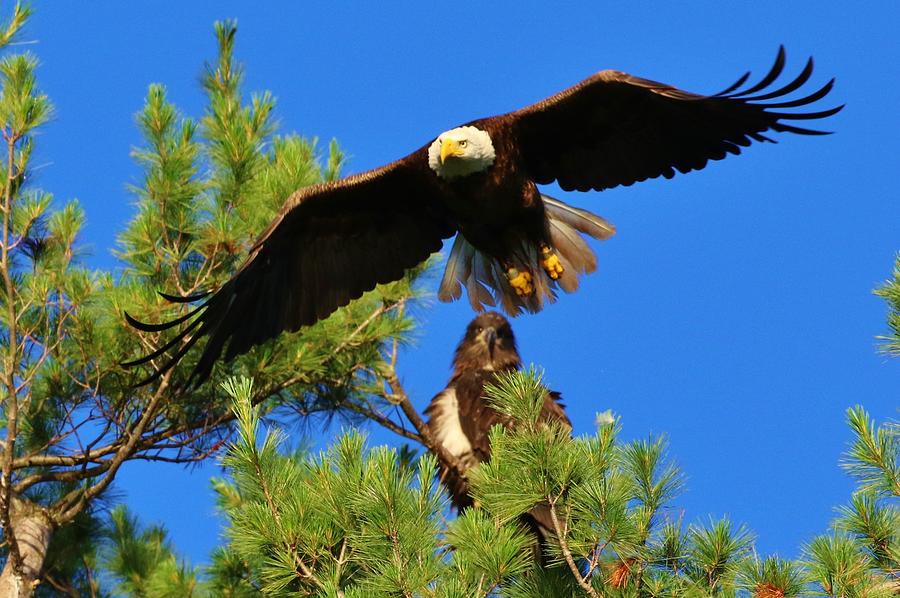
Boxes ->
[425,312,570,514]
[125,47,841,386]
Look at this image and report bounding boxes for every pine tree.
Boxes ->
[98,375,899,597]
[102,505,202,598]
[170,374,759,597]
[0,12,425,596]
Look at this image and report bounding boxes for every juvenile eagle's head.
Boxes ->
[452,311,520,374]
[428,126,496,180]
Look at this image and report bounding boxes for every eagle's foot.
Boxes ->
[506,267,534,296]
[540,245,564,280]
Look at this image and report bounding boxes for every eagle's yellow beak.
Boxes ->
[440,139,462,164]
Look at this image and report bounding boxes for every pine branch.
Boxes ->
[340,399,421,443]
[0,4,30,50]
[842,406,900,497]
[52,374,174,525]
[227,379,326,592]
[549,498,602,598]
[378,349,467,485]
[874,254,900,356]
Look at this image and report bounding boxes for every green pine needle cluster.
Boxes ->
[219,377,445,596]
[103,506,202,598]
[875,255,900,356]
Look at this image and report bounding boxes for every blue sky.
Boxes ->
[25,2,899,565]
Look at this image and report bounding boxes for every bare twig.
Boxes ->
[40,571,79,597]
[83,555,98,598]
[53,374,173,525]
[375,336,467,486]
[549,499,602,598]
[341,399,421,443]
[14,465,108,494]
[330,302,391,357]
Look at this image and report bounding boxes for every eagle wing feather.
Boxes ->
[124,153,457,387]
[502,46,842,192]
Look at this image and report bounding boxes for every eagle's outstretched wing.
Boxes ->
[124,154,457,387]
[499,46,842,192]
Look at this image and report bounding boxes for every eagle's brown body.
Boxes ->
[125,47,841,388]
[424,313,570,511]
[446,171,547,266]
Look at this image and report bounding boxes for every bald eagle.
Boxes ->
[425,312,569,538]
[125,47,840,386]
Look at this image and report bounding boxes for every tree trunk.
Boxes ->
[0,498,53,598]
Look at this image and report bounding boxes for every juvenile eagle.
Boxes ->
[126,47,840,386]
[425,312,570,511]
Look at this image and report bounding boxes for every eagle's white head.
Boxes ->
[428,126,496,180]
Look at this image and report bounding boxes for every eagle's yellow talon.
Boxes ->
[541,246,564,280]
[507,268,534,297]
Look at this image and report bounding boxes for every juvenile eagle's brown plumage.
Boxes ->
[125,47,841,387]
[424,312,570,520]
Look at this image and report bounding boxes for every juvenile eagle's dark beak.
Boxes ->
[483,327,497,358]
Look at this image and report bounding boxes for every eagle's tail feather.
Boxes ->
[468,249,497,312]
[437,197,614,315]
[437,234,472,303]
[548,221,590,286]
[543,194,614,295]
[542,194,616,240]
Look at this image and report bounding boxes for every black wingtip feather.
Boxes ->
[158,289,212,303]
[120,315,205,368]
[124,303,205,333]
[714,70,752,97]
[766,105,845,120]
[124,311,166,332]
[729,46,787,98]
[123,288,218,386]
[710,48,840,137]
[742,57,814,102]
[762,78,834,108]
[772,123,835,135]
[130,324,206,388]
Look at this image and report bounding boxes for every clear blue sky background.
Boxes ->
[24,1,899,565]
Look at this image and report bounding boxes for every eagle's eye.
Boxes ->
[459,140,468,148]
[473,326,482,333]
